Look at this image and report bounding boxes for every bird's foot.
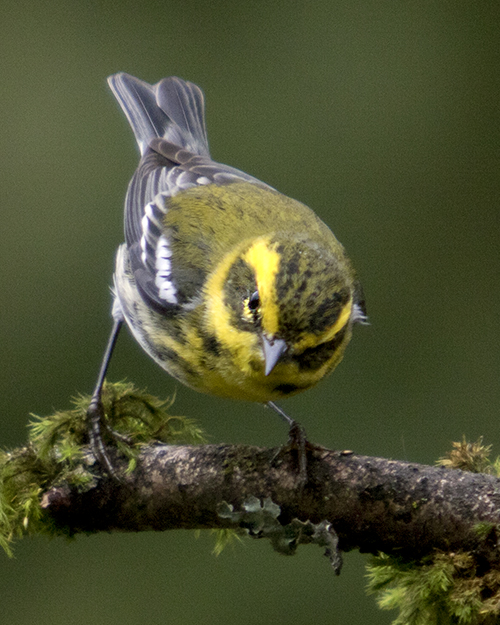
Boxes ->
[87,395,128,481]
[267,402,310,490]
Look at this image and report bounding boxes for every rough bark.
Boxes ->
[40,442,500,564]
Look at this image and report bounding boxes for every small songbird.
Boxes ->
[87,73,366,473]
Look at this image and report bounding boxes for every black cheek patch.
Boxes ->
[306,288,350,334]
[296,326,348,371]
[223,257,257,332]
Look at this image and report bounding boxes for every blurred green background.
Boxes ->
[1,2,498,624]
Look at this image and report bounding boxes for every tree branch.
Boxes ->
[41,442,500,565]
[4,380,500,621]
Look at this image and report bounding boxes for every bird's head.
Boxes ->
[204,234,366,394]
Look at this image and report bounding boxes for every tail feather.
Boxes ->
[108,72,210,157]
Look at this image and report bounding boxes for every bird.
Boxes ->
[87,72,367,475]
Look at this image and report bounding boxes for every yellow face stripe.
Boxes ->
[203,242,259,374]
[203,236,281,374]
[204,244,243,335]
[243,238,281,336]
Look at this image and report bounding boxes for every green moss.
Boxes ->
[367,551,500,624]
[437,438,494,474]
[0,381,205,554]
[210,528,244,556]
[367,438,500,624]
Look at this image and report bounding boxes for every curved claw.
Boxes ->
[267,401,309,489]
[87,396,123,481]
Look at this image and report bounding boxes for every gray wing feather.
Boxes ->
[108,72,270,315]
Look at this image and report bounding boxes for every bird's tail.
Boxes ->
[107,72,210,157]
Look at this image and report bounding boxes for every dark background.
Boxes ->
[1,2,498,624]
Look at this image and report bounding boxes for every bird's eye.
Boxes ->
[248,290,260,311]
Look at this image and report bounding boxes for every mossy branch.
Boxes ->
[2,382,500,623]
[35,441,500,555]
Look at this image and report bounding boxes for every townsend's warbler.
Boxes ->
[88,72,366,472]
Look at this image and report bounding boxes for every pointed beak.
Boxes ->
[262,336,288,376]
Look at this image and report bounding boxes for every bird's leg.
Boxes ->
[267,401,308,487]
[87,318,123,478]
